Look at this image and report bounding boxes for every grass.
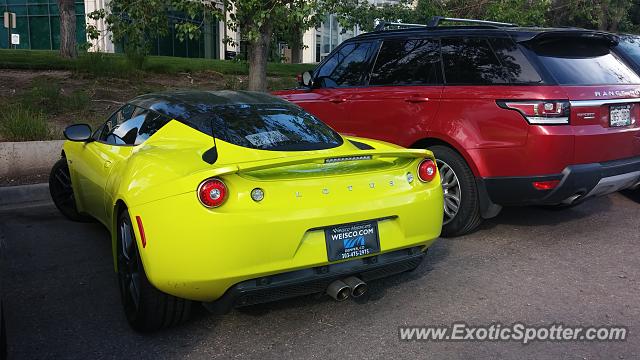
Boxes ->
[0,49,314,78]
[0,106,52,141]
[17,77,90,114]
[0,49,311,142]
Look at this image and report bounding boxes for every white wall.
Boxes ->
[84,0,115,53]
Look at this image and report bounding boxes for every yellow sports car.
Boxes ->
[49,90,443,332]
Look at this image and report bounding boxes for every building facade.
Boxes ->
[1,0,404,62]
[1,0,225,59]
[1,0,86,50]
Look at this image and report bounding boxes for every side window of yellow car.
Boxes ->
[97,104,136,144]
[98,105,170,146]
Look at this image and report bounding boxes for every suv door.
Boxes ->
[345,37,444,144]
[276,41,378,130]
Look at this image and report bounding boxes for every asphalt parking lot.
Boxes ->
[1,192,639,359]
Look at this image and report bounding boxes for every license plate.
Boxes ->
[610,105,632,127]
[324,220,380,262]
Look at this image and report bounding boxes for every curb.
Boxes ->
[0,140,64,178]
[0,183,51,207]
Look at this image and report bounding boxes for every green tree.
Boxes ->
[274,2,324,64]
[88,0,211,68]
[330,0,549,30]
[483,0,550,26]
[222,0,328,90]
[328,0,420,32]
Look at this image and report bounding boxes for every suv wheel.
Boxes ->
[430,146,483,237]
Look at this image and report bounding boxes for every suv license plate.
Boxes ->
[324,221,380,262]
[610,105,632,127]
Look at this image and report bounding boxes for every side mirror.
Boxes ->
[301,71,314,87]
[63,124,92,142]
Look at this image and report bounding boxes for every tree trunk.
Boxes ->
[290,27,303,64]
[598,1,609,31]
[58,0,77,58]
[290,43,302,64]
[247,24,273,92]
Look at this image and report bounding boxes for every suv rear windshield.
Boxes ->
[528,38,640,85]
[189,104,343,151]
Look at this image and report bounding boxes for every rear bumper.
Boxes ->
[203,246,425,314]
[482,156,640,206]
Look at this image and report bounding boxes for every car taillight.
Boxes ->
[418,159,437,182]
[497,100,570,125]
[198,178,228,208]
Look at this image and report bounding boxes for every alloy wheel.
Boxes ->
[437,159,462,225]
[117,216,141,318]
[50,164,76,211]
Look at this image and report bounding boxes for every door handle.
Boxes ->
[104,160,112,169]
[329,97,347,104]
[405,95,430,103]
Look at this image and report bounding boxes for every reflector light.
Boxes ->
[198,178,228,208]
[407,172,414,183]
[533,180,561,190]
[417,159,437,182]
[135,216,147,248]
[251,188,265,202]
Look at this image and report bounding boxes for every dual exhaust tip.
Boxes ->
[326,277,368,301]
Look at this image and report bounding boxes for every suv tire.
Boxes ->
[430,146,483,237]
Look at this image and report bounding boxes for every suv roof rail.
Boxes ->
[373,21,429,31]
[374,16,518,32]
[427,16,518,28]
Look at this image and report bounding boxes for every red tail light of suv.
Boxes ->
[275,17,640,237]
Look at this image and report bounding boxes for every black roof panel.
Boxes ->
[129,90,292,120]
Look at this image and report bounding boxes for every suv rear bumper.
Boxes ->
[482,156,640,206]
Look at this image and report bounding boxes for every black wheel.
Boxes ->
[0,301,6,360]
[117,209,191,332]
[49,158,92,222]
[430,146,483,237]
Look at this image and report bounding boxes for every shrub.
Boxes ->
[0,106,52,141]
[19,79,63,114]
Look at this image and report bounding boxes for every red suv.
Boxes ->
[275,17,640,236]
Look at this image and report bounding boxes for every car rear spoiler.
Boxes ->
[518,29,619,45]
[203,148,433,178]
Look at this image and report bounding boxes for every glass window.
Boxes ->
[370,38,442,86]
[315,42,376,87]
[488,38,543,84]
[442,37,516,85]
[98,104,135,144]
[135,111,171,143]
[616,36,640,64]
[101,106,170,145]
[529,38,640,85]
[29,16,50,50]
[189,104,343,151]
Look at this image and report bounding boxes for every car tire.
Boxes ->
[429,145,483,237]
[116,209,191,332]
[49,158,93,222]
[0,301,6,360]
